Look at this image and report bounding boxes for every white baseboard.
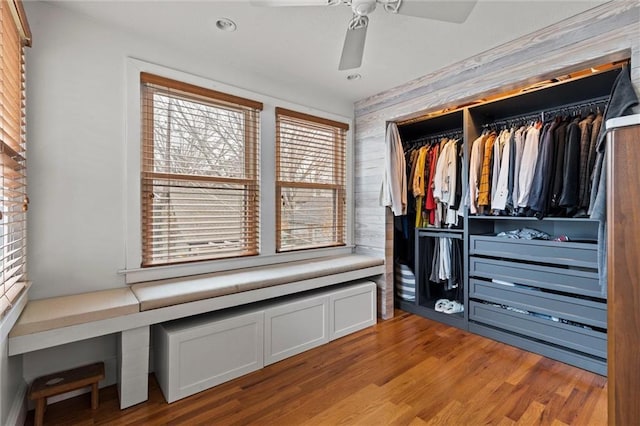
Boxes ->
[6,381,27,426]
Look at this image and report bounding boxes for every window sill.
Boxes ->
[121,245,356,284]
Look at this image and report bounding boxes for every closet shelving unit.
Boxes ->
[396,110,467,329]
[394,63,625,375]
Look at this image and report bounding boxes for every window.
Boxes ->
[0,0,30,318]
[275,107,348,252]
[140,73,262,267]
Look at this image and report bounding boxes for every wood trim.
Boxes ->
[607,123,640,426]
[276,107,349,131]
[140,72,263,111]
[7,0,31,46]
[244,109,259,253]
[142,171,254,186]
[275,181,341,190]
[141,87,154,267]
[395,60,629,127]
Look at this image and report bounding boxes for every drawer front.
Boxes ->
[470,236,597,268]
[469,279,606,328]
[469,301,606,359]
[469,256,602,298]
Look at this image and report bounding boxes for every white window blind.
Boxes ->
[0,0,30,318]
[275,107,348,252]
[140,73,262,267]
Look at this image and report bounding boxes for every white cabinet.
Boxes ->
[329,281,377,340]
[153,280,376,403]
[154,310,264,403]
[264,295,329,366]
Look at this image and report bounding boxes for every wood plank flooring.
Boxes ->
[27,311,607,425]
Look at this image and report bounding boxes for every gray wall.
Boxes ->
[353,1,640,319]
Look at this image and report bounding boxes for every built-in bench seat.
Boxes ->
[10,288,140,337]
[131,254,384,311]
[8,254,384,409]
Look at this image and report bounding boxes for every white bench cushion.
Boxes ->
[10,288,140,337]
[131,255,383,311]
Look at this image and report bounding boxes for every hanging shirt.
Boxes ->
[528,120,559,215]
[425,145,440,225]
[505,129,518,211]
[380,122,407,215]
[411,146,428,197]
[550,119,569,208]
[577,114,595,208]
[478,132,497,207]
[491,130,507,204]
[468,134,486,214]
[558,117,582,208]
[582,113,603,207]
[517,124,541,208]
[510,127,526,210]
[492,129,513,211]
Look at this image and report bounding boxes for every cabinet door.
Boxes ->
[329,281,377,340]
[264,295,329,366]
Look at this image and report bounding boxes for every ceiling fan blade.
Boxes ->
[396,0,477,23]
[338,24,367,71]
[250,0,333,6]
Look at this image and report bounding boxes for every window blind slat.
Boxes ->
[141,73,260,267]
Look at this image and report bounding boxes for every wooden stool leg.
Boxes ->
[91,382,99,410]
[34,398,46,426]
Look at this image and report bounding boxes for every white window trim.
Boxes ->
[123,58,354,284]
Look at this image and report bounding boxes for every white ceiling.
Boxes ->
[45,0,609,104]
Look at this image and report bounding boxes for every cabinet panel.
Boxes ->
[264,295,329,366]
[469,256,602,297]
[155,310,264,403]
[470,236,597,268]
[469,301,606,359]
[469,279,606,328]
[330,282,376,340]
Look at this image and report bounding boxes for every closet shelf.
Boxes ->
[416,227,464,233]
[468,216,598,222]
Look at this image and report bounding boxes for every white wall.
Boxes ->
[25,1,354,301]
[20,0,353,399]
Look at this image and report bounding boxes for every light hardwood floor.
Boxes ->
[27,311,607,425]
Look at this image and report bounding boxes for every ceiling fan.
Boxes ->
[251,0,478,71]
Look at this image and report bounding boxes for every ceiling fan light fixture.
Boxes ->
[351,0,377,16]
[215,18,237,32]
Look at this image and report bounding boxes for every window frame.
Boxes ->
[275,107,348,252]
[124,59,354,284]
[0,0,31,334]
[139,72,262,266]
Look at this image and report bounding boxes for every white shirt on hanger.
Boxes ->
[517,124,541,208]
[467,134,485,214]
[380,122,407,215]
[492,129,512,211]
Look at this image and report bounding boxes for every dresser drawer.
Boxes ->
[469,236,597,268]
[469,279,606,328]
[469,301,606,359]
[469,256,602,298]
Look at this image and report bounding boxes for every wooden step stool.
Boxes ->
[28,362,105,426]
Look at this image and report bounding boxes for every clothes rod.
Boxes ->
[405,129,463,146]
[483,95,610,128]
